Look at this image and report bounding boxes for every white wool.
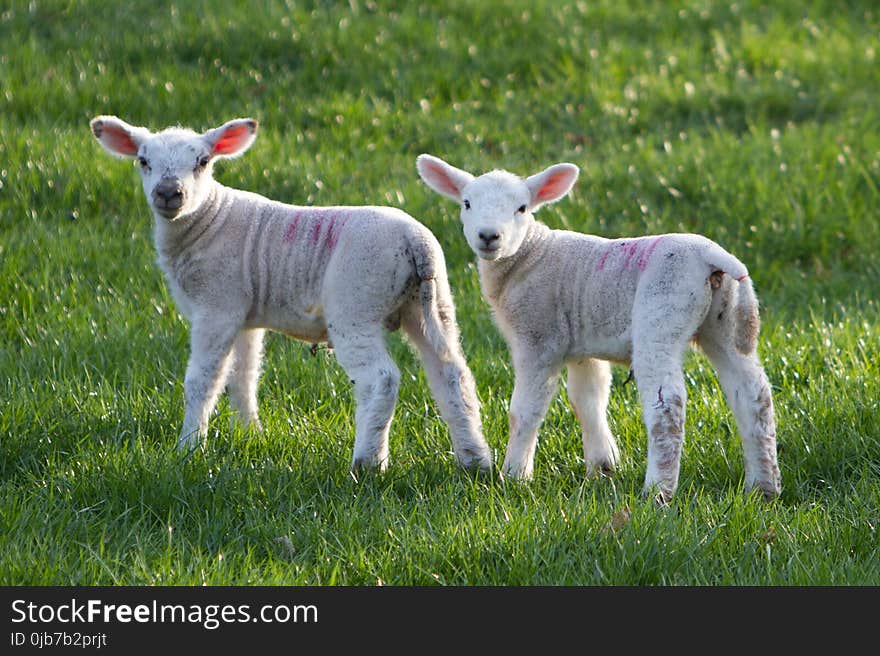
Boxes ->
[418,153,780,500]
[89,116,491,472]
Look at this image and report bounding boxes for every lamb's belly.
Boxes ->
[248,306,329,343]
[570,331,632,365]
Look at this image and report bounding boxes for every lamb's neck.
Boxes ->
[153,182,231,261]
[477,220,551,305]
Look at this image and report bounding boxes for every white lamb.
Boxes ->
[89,115,492,473]
[417,154,781,501]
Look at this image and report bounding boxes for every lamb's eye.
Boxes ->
[197,155,210,169]
[137,156,149,168]
[463,199,471,210]
[517,204,527,214]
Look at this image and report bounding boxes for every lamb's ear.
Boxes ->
[203,118,258,158]
[90,116,151,158]
[416,154,474,202]
[525,163,579,210]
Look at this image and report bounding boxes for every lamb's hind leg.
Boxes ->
[631,304,695,503]
[330,326,400,472]
[401,315,492,472]
[701,341,781,499]
[632,271,713,502]
[566,358,620,476]
[633,357,687,504]
[227,328,265,431]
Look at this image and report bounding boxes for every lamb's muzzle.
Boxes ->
[152,177,185,217]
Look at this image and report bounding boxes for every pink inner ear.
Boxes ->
[424,161,461,197]
[536,171,572,201]
[102,125,139,156]
[212,124,252,155]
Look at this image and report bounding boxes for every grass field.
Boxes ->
[1,0,878,585]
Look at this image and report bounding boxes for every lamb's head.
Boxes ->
[417,154,579,261]
[90,116,257,220]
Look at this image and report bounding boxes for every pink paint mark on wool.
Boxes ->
[620,240,642,270]
[310,218,322,245]
[638,236,665,271]
[283,213,302,244]
[326,212,346,251]
[595,242,621,272]
[326,215,336,247]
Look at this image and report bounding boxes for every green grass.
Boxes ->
[1,0,878,585]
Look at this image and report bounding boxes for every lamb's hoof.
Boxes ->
[350,455,389,476]
[176,431,204,454]
[500,464,533,483]
[747,478,782,501]
[456,448,494,477]
[642,483,675,506]
[229,416,263,433]
[584,437,620,478]
[585,459,617,479]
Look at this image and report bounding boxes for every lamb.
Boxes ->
[417,153,781,501]
[88,115,492,473]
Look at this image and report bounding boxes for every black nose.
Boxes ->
[478,230,500,244]
[154,178,183,206]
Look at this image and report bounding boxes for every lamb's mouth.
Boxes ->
[153,202,184,219]
[477,246,501,259]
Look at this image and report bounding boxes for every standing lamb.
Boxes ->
[417,153,781,501]
[89,115,492,473]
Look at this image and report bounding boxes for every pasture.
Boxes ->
[1,0,878,584]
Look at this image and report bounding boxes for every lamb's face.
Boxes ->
[416,154,580,263]
[91,115,258,222]
[136,129,215,220]
[460,172,533,261]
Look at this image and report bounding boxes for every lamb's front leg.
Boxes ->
[566,358,620,476]
[178,316,242,451]
[227,328,266,431]
[502,357,563,481]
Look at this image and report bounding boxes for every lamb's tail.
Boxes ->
[703,242,760,355]
[733,278,760,354]
[410,234,456,363]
